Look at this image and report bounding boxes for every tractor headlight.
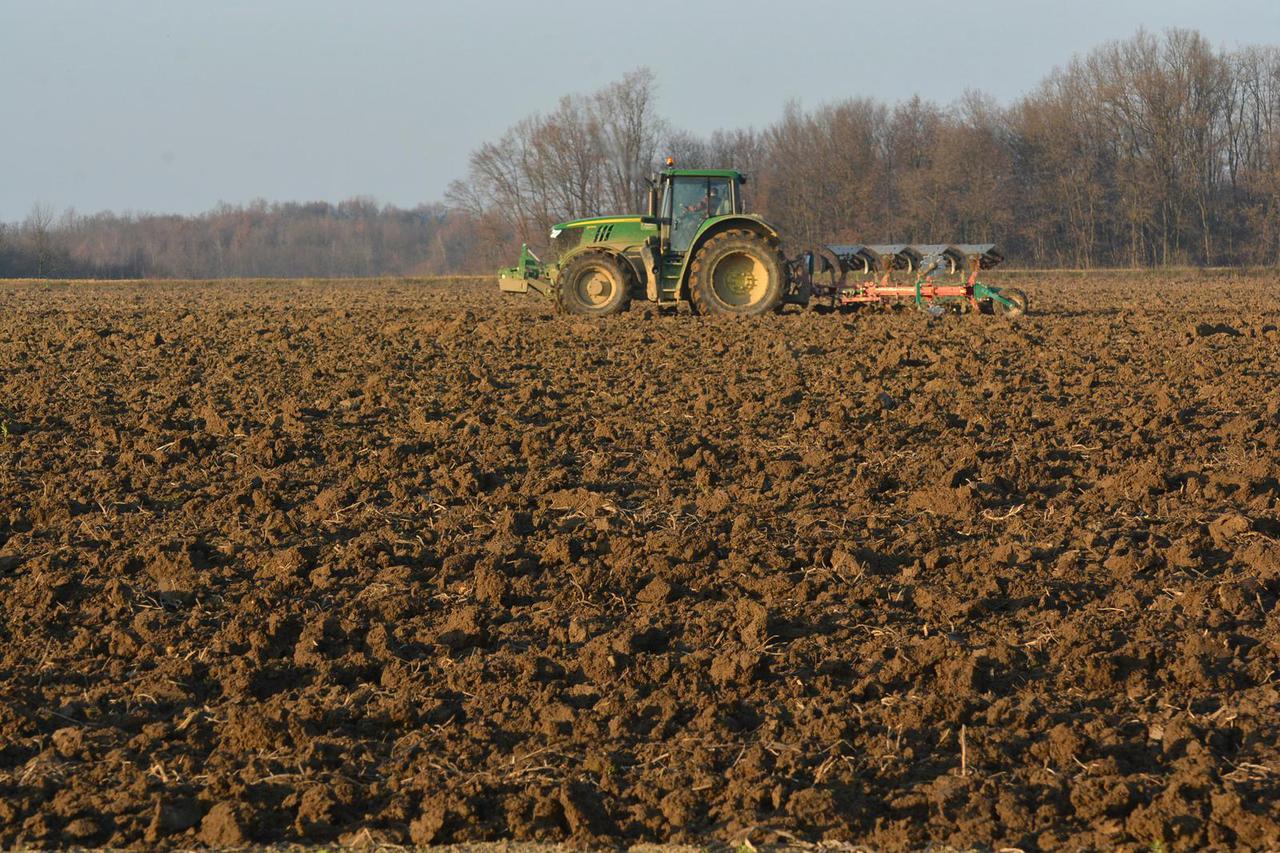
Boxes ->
[549,228,561,239]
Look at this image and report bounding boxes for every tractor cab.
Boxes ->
[649,170,744,253]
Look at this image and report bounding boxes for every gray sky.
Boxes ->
[3,0,1278,221]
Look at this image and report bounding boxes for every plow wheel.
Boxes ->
[688,229,784,316]
[995,288,1028,318]
[555,252,631,316]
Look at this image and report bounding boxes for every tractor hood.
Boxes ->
[550,215,658,236]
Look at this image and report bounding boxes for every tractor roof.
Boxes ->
[664,169,744,181]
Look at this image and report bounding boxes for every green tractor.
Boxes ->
[498,166,1024,318]
[500,168,791,316]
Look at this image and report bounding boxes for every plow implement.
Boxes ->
[798,243,1027,316]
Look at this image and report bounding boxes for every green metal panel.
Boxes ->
[663,168,745,181]
[552,214,659,231]
[974,282,1016,308]
[551,218,656,268]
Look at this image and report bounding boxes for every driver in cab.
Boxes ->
[682,185,727,217]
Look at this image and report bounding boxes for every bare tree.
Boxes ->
[449,71,665,254]
[23,202,57,276]
[594,68,666,212]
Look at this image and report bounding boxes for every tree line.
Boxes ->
[0,199,506,279]
[5,28,1279,277]
[457,30,1280,269]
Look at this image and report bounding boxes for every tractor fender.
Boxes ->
[678,214,782,295]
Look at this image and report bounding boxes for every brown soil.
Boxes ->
[0,273,1278,850]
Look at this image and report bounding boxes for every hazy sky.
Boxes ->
[3,0,1278,221]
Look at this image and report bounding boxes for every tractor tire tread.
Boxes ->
[554,251,631,317]
[687,229,786,317]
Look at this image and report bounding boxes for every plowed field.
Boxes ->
[1,274,1278,850]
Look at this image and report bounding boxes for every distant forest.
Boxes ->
[4,28,1280,277]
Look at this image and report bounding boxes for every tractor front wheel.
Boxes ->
[688,230,784,316]
[555,252,631,316]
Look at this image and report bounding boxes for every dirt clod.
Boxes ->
[199,802,247,847]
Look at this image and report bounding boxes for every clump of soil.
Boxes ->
[0,274,1277,850]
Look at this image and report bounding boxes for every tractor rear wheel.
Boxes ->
[688,229,784,316]
[555,252,631,316]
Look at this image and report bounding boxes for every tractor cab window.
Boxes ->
[669,176,732,253]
